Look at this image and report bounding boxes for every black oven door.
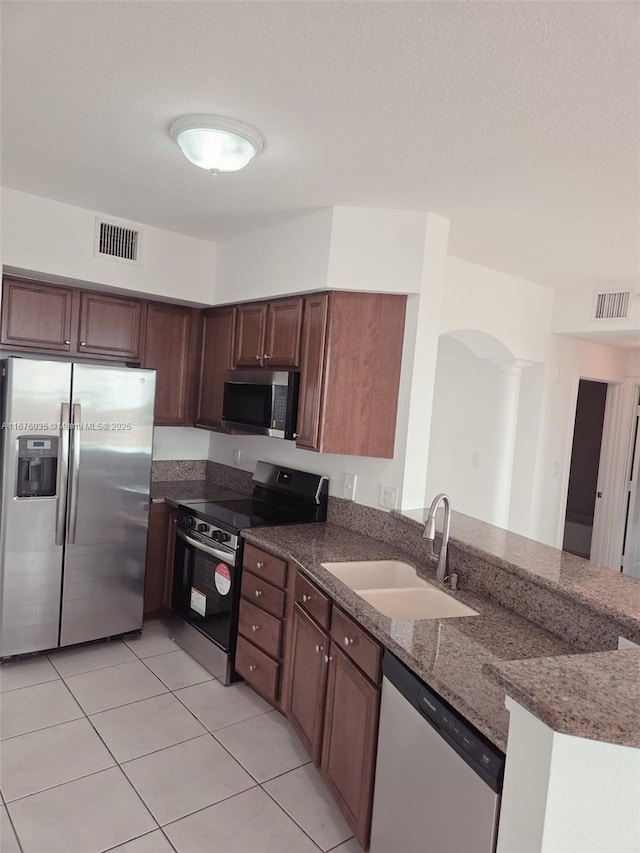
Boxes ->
[172,529,241,653]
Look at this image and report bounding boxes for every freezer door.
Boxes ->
[0,358,72,656]
[60,364,155,646]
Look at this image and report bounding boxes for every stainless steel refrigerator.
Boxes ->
[0,357,155,657]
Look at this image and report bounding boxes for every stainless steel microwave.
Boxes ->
[222,370,300,439]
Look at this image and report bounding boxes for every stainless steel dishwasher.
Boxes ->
[370,652,505,853]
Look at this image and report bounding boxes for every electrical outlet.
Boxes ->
[232,448,241,466]
[380,485,398,509]
[343,473,357,501]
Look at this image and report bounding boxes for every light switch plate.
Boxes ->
[343,473,357,501]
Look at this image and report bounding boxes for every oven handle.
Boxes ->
[176,528,237,565]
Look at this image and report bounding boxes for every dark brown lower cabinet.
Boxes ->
[287,605,329,764]
[143,503,177,618]
[321,644,381,850]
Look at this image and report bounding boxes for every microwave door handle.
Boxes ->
[176,529,237,564]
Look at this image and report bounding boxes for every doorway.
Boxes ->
[562,379,609,559]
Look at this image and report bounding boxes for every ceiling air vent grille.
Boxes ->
[94,218,141,264]
[593,291,631,320]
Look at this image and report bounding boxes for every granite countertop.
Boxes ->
[242,522,577,752]
[485,650,640,748]
[397,509,640,637]
[150,480,248,507]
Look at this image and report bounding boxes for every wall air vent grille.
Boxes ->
[94,218,141,264]
[593,291,631,320]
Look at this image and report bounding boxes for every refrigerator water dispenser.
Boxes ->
[16,436,59,498]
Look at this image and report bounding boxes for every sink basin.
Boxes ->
[320,560,478,621]
[321,560,428,590]
[357,588,477,620]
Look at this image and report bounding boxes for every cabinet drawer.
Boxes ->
[238,599,283,660]
[241,570,285,618]
[235,635,280,704]
[243,543,287,588]
[330,607,382,684]
[295,572,331,630]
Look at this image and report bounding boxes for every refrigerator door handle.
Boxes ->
[68,402,81,545]
[54,403,70,546]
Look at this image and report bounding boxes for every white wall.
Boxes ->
[152,427,212,461]
[1,188,216,303]
[553,285,640,337]
[424,255,634,546]
[325,207,427,294]
[213,206,428,305]
[442,256,555,363]
[498,698,640,853]
[425,336,506,523]
[213,208,334,304]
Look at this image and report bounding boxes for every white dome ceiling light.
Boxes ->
[169,115,264,174]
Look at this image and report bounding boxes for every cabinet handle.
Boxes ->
[255,354,261,360]
[79,341,87,347]
[263,353,271,360]
[254,589,262,598]
[64,340,71,346]
[344,636,354,647]
[256,561,264,569]
[324,654,333,663]
[315,644,324,653]
[251,624,260,632]
[249,664,257,672]
[302,593,311,603]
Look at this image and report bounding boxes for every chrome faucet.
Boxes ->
[423,493,451,584]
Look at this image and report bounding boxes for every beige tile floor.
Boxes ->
[0,621,363,853]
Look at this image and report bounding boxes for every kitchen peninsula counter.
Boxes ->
[243,519,640,753]
[242,522,574,752]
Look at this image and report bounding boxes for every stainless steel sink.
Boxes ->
[320,560,477,620]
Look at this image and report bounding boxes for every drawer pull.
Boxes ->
[256,561,264,569]
[64,340,71,346]
[344,636,354,647]
[251,624,260,632]
[302,593,312,603]
[314,644,324,654]
[254,590,263,598]
[249,664,257,672]
[324,654,332,663]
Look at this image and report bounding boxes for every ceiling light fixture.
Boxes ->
[169,114,264,174]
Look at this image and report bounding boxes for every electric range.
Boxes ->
[168,461,328,683]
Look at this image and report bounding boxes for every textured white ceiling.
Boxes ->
[1,1,638,294]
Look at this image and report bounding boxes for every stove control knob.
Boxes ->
[186,517,196,529]
[196,523,208,534]
[212,530,230,543]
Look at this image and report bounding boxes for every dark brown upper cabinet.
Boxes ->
[142,301,199,426]
[234,296,302,368]
[297,291,407,458]
[195,306,237,430]
[1,276,145,361]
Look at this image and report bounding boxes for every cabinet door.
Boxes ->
[1,277,74,352]
[143,302,198,425]
[196,306,236,430]
[265,297,303,367]
[295,293,329,450]
[144,502,170,617]
[321,644,380,849]
[287,605,330,764]
[78,291,144,359]
[235,302,267,366]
